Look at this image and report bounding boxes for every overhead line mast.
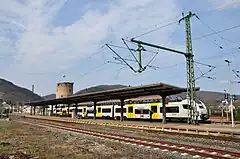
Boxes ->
[130,11,199,124]
[179,12,199,124]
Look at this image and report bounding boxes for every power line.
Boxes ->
[105,44,137,73]
[128,13,181,39]
[122,38,141,69]
[193,23,240,40]
[144,24,180,69]
[207,1,240,13]
[107,43,158,54]
[131,21,178,39]
[77,62,108,78]
[197,18,240,46]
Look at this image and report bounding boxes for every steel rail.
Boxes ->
[17,119,240,159]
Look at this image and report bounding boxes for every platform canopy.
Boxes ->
[26,82,200,106]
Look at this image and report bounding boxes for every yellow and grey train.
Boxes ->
[51,98,209,121]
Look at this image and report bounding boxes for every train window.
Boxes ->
[143,109,149,114]
[199,105,204,109]
[70,109,72,112]
[135,109,149,114]
[183,104,190,109]
[87,110,94,113]
[115,108,126,113]
[128,107,133,113]
[78,109,82,112]
[56,110,59,112]
[135,109,141,114]
[166,107,179,113]
[98,107,101,113]
[83,108,86,112]
[151,106,157,113]
[160,107,179,113]
[102,108,111,113]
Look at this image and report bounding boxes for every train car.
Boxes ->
[86,105,116,119]
[196,100,209,120]
[114,105,127,120]
[129,99,209,121]
[52,97,208,122]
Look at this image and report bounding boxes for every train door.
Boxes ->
[59,108,63,116]
[150,103,160,119]
[112,105,115,119]
[82,106,87,118]
[127,104,134,118]
[96,106,102,118]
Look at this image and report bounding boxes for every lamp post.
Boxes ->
[224,59,234,127]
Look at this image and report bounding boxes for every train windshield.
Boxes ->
[196,100,205,109]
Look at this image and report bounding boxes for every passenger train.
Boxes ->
[50,97,209,121]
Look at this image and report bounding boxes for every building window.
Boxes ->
[69,89,71,93]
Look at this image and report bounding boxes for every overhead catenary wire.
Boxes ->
[107,43,158,54]
[193,23,240,40]
[206,1,240,13]
[131,21,178,39]
[122,38,142,69]
[105,44,137,73]
[144,24,180,70]
[197,18,240,47]
[232,69,240,79]
[194,62,216,81]
[63,9,240,82]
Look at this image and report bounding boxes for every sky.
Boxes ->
[0,0,240,96]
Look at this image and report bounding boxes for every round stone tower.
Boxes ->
[56,82,74,99]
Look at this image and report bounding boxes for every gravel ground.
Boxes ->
[27,118,240,153]
[0,120,193,159]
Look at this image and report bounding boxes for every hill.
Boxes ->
[74,84,127,95]
[42,94,56,100]
[0,78,42,104]
[176,91,225,102]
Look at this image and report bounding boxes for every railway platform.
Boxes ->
[19,114,240,139]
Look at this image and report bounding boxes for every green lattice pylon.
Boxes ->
[179,11,199,124]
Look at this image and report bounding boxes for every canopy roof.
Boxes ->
[26,82,200,106]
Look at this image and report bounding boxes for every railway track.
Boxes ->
[23,115,240,143]
[16,119,240,159]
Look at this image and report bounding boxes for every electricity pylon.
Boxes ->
[179,12,199,124]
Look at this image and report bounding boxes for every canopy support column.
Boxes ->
[93,101,97,120]
[162,96,167,124]
[33,106,36,115]
[120,98,125,122]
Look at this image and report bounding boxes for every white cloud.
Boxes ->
[208,0,240,10]
[0,0,184,94]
